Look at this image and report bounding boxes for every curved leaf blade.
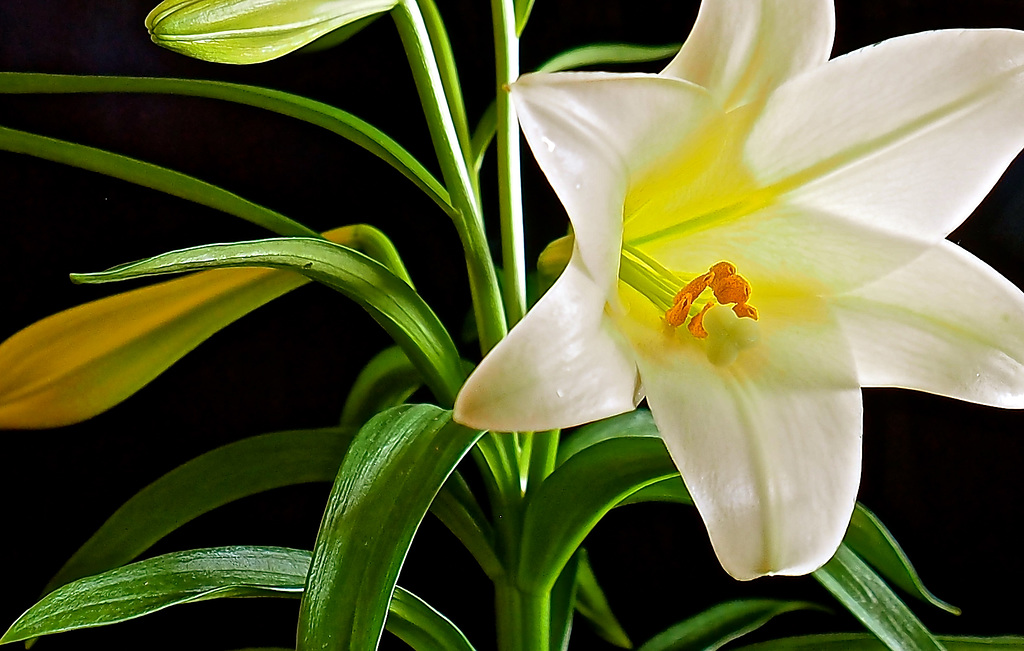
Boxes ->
[847,505,959,615]
[0,226,398,430]
[813,545,944,651]
[44,427,354,594]
[341,345,423,427]
[519,436,679,592]
[0,73,452,217]
[388,588,478,651]
[7,546,477,649]
[557,408,660,466]
[737,635,1024,651]
[574,550,631,649]
[70,237,465,406]
[0,124,317,238]
[636,599,826,651]
[537,42,681,73]
[2,546,308,644]
[297,405,482,651]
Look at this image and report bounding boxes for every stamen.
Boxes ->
[663,260,758,337]
[687,301,715,339]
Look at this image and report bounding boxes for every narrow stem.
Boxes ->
[392,0,507,354]
[526,430,559,489]
[491,0,527,327]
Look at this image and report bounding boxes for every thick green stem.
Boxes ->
[491,0,527,327]
[392,0,507,354]
[496,582,551,651]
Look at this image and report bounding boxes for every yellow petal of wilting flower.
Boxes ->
[146,0,398,64]
[0,227,356,430]
[455,0,1024,580]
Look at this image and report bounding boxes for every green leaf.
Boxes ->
[846,505,959,615]
[813,545,944,651]
[0,124,318,238]
[0,73,452,218]
[429,471,503,579]
[550,553,581,651]
[387,588,478,651]
[297,405,482,651]
[2,546,308,644]
[557,408,660,465]
[44,427,353,595]
[341,346,423,427]
[737,635,1024,650]
[636,599,825,651]
[519,435,679,592]
[70,237,465,407]
[537,42,681,73]
[514,0,536,36]
[7,547,476,649]
[616,476,691,507]
[574,550,631,649]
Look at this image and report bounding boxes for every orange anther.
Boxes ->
[664,295,691,327]
[673,270,714,305]
[687,301,715,339]
[732,303,759,320]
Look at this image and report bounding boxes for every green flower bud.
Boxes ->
[146,0,398,64]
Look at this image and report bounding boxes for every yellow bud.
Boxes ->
[146,0,398,64]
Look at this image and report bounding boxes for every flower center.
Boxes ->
[619,246,761,366]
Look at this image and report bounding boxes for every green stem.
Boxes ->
[392,0,507,354]
[496,582,551,651]
[526,430,559,490]
[491,0,527,327]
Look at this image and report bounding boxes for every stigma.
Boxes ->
[665,261,758,338]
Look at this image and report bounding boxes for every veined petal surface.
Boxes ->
[835,241,1024,408]
[663,0,835,109]
[511,72,715,288]
[747,29,1024,241]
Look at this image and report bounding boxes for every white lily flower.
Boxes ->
[454,0,1024,580]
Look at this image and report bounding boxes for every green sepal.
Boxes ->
[737,635,1024,650]
[341,346,423,427]
[70,237,465,407]
[846,505,959,615]
[297,405,482,651]
[636,599,826,651]
[574,549,632,649]
[519,435,678,592]
[813,545,943,651]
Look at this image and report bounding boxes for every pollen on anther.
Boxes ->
[687,301,715,339]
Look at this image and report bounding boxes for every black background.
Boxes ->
[1,1,1023,649]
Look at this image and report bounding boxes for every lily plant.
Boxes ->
[0,1,1022,650]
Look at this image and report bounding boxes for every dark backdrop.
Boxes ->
[0,1,1022,649]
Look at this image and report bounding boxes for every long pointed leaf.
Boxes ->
[574,550,631,649]
[297,405,481,651]
[536,43,681,73]
[636,599,825,651]
[0,124,317,238]
[70,237,465,406]
[846,505,959,615]
[0,226,403,429]
[0,73,452,217]
[814,545,944,651]
[44,427,353,594]
[388,588,478,651]
[518,436,679,592]
[5,547,474,648]
[737,635,1024,650]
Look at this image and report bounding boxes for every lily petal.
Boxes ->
[662,0,834,109]
[511,72,714,288]
[835,240,1024,408]
[747,29,1024,241]
[622,292,862,580]
[454,258,638,432]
